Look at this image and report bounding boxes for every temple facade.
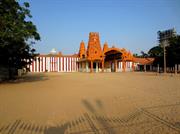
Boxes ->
[29,32,152,73]
[77,32,134,72]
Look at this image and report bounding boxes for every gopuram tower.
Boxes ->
[86,32,104,72]
[87,32,103,60]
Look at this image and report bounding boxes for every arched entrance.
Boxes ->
[104,49,122,72]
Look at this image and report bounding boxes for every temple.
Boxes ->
[77,32,134,72]
[29,32,154,73]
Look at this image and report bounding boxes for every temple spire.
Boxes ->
[79,40,86,58]
[103,42,108,53]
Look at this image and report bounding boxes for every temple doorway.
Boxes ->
[93,62,96,69]
[104,50,122,72]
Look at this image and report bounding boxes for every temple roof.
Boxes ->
[134,57,155,65]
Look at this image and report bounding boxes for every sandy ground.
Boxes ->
[0,72,180,134]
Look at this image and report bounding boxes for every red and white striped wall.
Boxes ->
[29,56,79,72]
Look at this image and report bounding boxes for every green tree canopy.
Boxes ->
[148,46,163,57]
[0,0,40,78]
[148,35,180,67]
[148,46,163,66]
[166,36,180,67]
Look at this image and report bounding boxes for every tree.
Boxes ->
[140,51,149,58]
[148,35,180,67]
[148,46,163,66]
[133,53,139,57]
[166,36,180,67]
[133,51,149,58]
[148,46,163,57]
[0,0,40,79]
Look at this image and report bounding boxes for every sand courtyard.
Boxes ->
[0,72,180,134]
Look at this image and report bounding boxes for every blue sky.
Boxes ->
[23,0,180,55]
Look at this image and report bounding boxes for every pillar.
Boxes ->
[96,62,98,72]
[86,61,89,72]
[144,64,146,72]
[79,62,81,72]
[90,60,93,73]
[102,60,104,72]
[114,60,117,72]
[77,62,79,72]
[122,61,126,72]
[175,64,177,75]
[132,62,134,71]
[157,64,159,73]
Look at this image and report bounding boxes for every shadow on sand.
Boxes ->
[1,100,180,134]
[1,73,49,84]
[0,119,70,134]
[82,99,116,134]
[44,123,70,134]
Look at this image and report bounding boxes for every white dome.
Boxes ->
[50,48,57,54]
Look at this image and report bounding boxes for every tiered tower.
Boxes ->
[79,41,86,58]
[86,32,103,60]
